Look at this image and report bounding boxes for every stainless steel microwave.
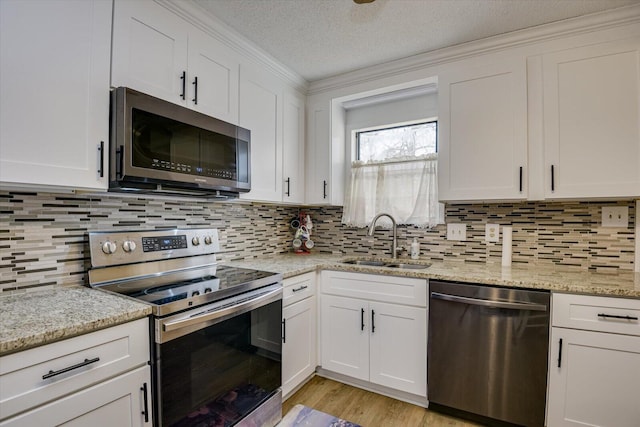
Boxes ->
[109,87,250,198]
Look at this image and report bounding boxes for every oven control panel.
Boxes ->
[89,228,220,268]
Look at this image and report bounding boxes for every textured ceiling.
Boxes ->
[195,0,639,82]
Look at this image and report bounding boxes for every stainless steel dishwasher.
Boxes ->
[428,280,550,427]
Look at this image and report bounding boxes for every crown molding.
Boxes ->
[308,4,640,96]
[156,0,309,93]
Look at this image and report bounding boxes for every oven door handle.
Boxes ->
[162,286,282,333]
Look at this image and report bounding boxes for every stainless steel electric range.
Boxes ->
[87,228,283,427]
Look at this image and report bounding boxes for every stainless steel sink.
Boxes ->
[342,259,430,269]
[384,263,430,270]
[343,260,387,266]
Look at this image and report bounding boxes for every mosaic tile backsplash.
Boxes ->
[310,201,636,273]
[0,191,636,292]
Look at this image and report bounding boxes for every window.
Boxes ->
[342,119,443,229]
[356,120,437,162]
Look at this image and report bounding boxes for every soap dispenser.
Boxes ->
[410,238,420,260]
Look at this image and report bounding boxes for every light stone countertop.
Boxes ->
[0,287,152,356]
[225,253,640,299]
[3,254,638,356]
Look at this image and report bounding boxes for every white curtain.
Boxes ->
[342,154,442,228]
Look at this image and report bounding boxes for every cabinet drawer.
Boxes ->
[283,272,316,307]
[552,293,640,335]
[0,318,150,420]
[321,271,427,307]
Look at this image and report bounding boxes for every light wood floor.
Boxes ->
[282,376,482,427]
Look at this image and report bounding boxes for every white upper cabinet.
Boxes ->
[238,63,283,202]
[239,64,306,203]
[282,89,306,204]
[0,0,112,191]
[111,0,187,105]
[306,101,331,204]
[541,38,640,199]
[111,0,239,123]
[187,28,239,124]
[305,98,345,205]
[438,58,528,201]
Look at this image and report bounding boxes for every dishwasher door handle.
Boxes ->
[431,292,548,312]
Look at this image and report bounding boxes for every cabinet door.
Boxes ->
[547,328,640,427]
[369,302,427,396]
[0,0,111,191]
[306,101,331,204]
[111,0,188,105]
[187,28,239,124]
[0,366,152,427]
[282,89,306,204]
[320,295,369,381]
[282,297,317,397]
[543,38,640,198]
[238,64,283,202]
[438,59,528,201]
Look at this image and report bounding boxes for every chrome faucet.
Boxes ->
[367,213,402,259]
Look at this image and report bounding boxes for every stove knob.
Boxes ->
[204,288,212,293]
[192,237,200,246]
[204,236,212,245]
[122,240,136,253]
[192,290,200,296]
[101,241,117,254]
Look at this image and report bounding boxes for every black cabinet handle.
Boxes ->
[371,309,376,333]
[292,285,307,293]
[519,166,523,192]
[141,382,149,423]
[285,177,291,197]
[361,308,365,331]
[98,141,104,178]
[598,313,638,321]
[282,318,286,343]
[192,76,198,105]
[180,71,186,100]
[557,338,563,368]
[116,145,124,179]
[323,180,328,199]
[42,357,100,380]
[551,165,555,192]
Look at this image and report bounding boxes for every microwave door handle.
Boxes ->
[116,145,124,179]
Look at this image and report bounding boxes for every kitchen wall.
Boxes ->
[1,191,636,293]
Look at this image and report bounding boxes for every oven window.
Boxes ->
[157,299,282,427]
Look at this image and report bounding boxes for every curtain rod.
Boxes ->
[352,154,437,168]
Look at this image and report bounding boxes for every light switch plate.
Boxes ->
[602,206,628,228]
[485,224,500,242]
[447,223,467,241]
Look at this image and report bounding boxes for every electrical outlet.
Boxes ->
[447,223,467,241]
[602,206,628,228]
[485,224,500,242]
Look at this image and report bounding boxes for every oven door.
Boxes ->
[154,285,282,427]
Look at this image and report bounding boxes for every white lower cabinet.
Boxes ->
[0,318,152,426]
[546,293,640,427]
[0,365,151,427]
[282,273,317,397]
[320,271,427,397]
